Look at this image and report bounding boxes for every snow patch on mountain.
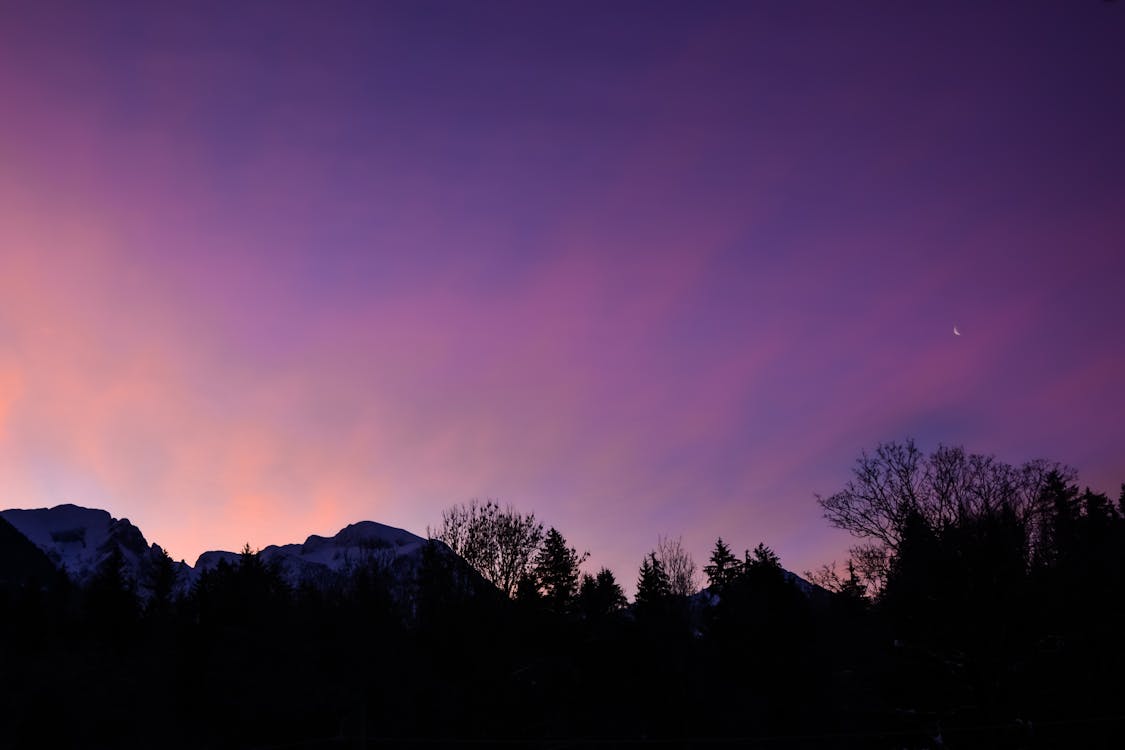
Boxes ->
[193,550,241,573]
[2,504,473,601]
[2,505,142,580]
[0,504,190,593]
[192,520,429,588]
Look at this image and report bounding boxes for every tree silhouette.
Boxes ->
[433,500,543,598]
[837,560,866,604]
[141,544,179,619]
[578,567,627,618]
[533,527,587,614]
[746,542,781,572]
[805,558,867,604]
[635,552,671,609]
[655,535,698,597]
[191,544,291,631]
[817,439,1071,592]
[703,537,740,591]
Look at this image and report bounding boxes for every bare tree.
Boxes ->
[816,439,1072,593]
[816,440,924,551]
[805,561,844,593]
[431,499,543,598]
[655,535,698,597]
[805,559,867,602]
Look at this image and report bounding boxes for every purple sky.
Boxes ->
[1,1,1122,588]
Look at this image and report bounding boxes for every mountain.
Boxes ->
[0,514,63,594]
[0,504,190,595]
[191,520,430,589]
[2,504,825,608]
[783,569,833,601]
[1,504,444,600]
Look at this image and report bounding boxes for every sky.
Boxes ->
[1,1,1123,588]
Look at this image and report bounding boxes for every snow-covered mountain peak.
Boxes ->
[188,520,430,590]
[3,504,450,597]
[330,520,424,550]
[1,504,140,580]
[193,550,242,572]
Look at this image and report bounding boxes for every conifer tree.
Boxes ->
[741,543,785,590]
[747,542,781,571]
[1035,470,1081,570]
[578,567,627,618]
[635,552,671,608]
[595,567,626,610]
[837,559,867,609]
[142,545,179,618]
[533,527,586,613]
[703,537,740,590]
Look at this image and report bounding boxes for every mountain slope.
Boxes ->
[1,503,464,601]
[193,520,430,589]
[0,514,62,593]
[0,504,189,594]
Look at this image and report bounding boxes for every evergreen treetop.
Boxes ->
[703,537,740,590]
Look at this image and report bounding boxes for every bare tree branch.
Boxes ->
[432,499,544,598]
[655,535,698,597]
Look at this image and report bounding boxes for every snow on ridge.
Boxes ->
[3,503,438,594]
[193,520,426,570]
[193,550,241,572]
[332,520,423,549]
[189,520,430,588]
[0,504,144,583]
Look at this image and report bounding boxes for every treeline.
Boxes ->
[1,440,1124,748]
[816,441,1125,743]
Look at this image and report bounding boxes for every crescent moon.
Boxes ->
[953,325,961,336]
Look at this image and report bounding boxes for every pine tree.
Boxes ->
[230,543,291,625]
[578,567,627,618]
[635,552,671,608]
[837,559,867,608]
[741,543,785,593]
[703,537,740,590]
[533,527,586,614]
[747,542,781,571]
[142,545,179,619]
[595,567,626,610]
[578,573,597,607]
[1035,470,1081,570]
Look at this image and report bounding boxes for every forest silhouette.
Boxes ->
[2,439,1124,748]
